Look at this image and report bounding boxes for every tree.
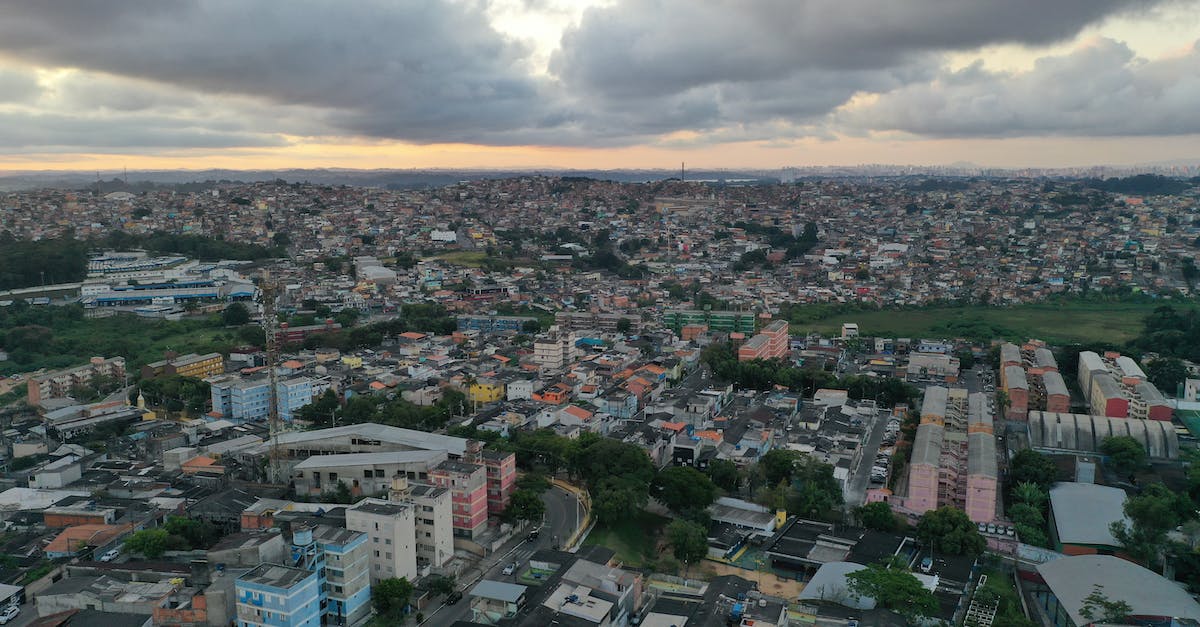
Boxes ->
[164,516,220,549]
[504,489,546,523]
[592,477,648,525]
[759,449,801,486]
[846,562,939,621]
[1008,449,1060,490]
[126,528,170,558]
[789,456,845,520]
[1110,483,1184,567]
[426,575,456,597]
[856,501,898,531]
[222,302,251,326]
[1145,357,1188,393]
[706,459,740,492]
[372,577,414,618]
[916,507,986,555]
[1100,436,1147,477]
[1010,481,1048,511]
[616,317,632,334]
[651,466,717,514]
[1079,584,1133,624]
[666,520,708,565]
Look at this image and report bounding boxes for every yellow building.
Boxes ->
[341,355,364,369]
[468,379,505,404]
[141,352,224,380]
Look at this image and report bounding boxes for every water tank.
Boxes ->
[293,525,313,546]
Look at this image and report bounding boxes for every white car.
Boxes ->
[501,563,517,576]
[100,549,120,562]
[0,605,19,624]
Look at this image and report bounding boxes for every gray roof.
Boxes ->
[1092,372,1123,400]
[1136,380,1167,405]
[967,432,996,478]
[910,423,944,467]
[238,563,314,589]
[1042,371,1068,397]
[920,386,948,418]
[1115,355,1146,380]
[470,579,527,603]
[1000,343,1021,365]
[1078,351,1105,373]
[1038,555,1200,624]
[967,392,991,428]
[797,562,874,609]
[1034,348,1057,369]
[294,449,446,470]
[1004,365,1028,390]
[1049,482,1128,547]
[261,422,468,456]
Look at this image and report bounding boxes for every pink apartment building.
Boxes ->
[429,460,488,539]
[903,387,997,523]
[480,449,516,514]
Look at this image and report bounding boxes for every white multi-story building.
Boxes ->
[533,327,578,371]
[346,498,418,583]
[393,478,453,568]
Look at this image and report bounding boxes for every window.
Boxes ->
[385,552,392,560]
[329,472,338,481]
[425,532,431,538]
[374,550,380,557]
[374,522,379,530]
[364,470,372,478]
[385,538,391,545]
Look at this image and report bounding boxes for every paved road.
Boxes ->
[420,485,583,625]
[844,408,889,507]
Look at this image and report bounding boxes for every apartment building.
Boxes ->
[903,387,997,522]
[310,525,372,626]
[737,319,789,362]
[346,499,418,583]
[533,327,578,370]
[141,352,224,380]
[27,356,126,405]
[235,564,322,627]
[663,309,757,334]
[1000,365,1029,420]
[210,376,315,422]
[1078,351,1171,420]
[479,448,517,514]
[389,477,454,567]
[429,460,488,539]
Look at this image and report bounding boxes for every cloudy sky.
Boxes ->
[0,0,1198,170]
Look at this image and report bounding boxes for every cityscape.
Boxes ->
[2,2,1200,627]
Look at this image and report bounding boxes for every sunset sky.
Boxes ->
[1,0,1198,171]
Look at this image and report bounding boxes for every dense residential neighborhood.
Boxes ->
[1,174,1200,626]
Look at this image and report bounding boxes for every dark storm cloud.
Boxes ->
[840,39,1200,137]
[0,0,1189,148]
[550,0,1158,98]
[0,0,552,142]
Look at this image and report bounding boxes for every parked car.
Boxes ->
[919,557,933,573]
[987,524,998,535]
[446,590,463,605]
[0,605,18,625]
[99,549,120,562]
[501,562,517,576]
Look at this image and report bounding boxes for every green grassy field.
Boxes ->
[583,511,669,567]
[792,302,1184,345]
[427,251,489,267]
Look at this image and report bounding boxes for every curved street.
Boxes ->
[419,483,585,625]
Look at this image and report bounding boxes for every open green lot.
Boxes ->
[427,251,489,267]
[582,511,669,568]
[792,301,1185,345]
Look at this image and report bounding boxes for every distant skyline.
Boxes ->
[0,1,1198,170]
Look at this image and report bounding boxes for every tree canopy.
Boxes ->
[916,507,986,555]
[1099,436,1147,477]
[846,561,939,621]
[651,466,717,514]
[1008,449,1060,490]
[856,501,898,531]
[666,520,708,564]
[372,577,414,619]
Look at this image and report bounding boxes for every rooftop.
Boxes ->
[1038,555,1200,624]
[239,563,315,589]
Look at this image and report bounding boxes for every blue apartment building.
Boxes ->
[235,563,322,627]
[211,377,314,422]
[312,525,372,625]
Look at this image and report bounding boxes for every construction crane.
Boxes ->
[259,270,284,483]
